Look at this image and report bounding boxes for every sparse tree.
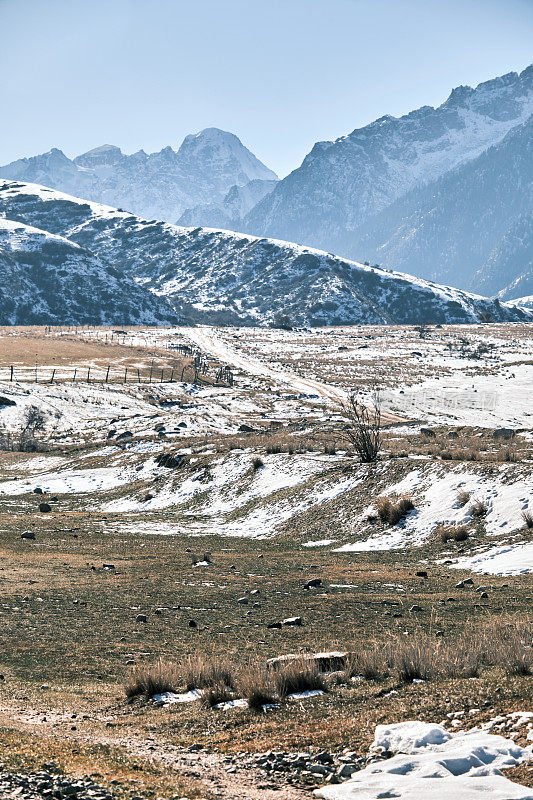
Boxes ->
[19,405,47,451]
[339,388,382,463]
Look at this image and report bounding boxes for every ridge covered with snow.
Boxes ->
[0,180,530,327]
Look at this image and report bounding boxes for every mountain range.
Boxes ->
[0,128,278,224]
[1,65,532,315]
[0,180,530,327]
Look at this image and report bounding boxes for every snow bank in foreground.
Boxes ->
[315,721,533,800]
[451,542,533,575]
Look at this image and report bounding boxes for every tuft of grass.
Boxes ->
[274,658,326,698]
[251,456,264,471]
[124,659,180,699]
[437,524,469,543]
[182,654,235,691]
[376,495,414,526]
[394,635,434,683]
[239,666,277,712]
[201,682,235,708]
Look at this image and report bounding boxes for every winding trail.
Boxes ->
[183,326,402,424]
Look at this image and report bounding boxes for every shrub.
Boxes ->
[470,498,488,518]
[252,456,264,471]
[522,509,533,529]
[340,389,382,463]
[456,490,471,507]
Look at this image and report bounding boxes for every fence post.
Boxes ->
[124,367,128,384]
[87,367,91,383]
[10,365,13,382]
[149,360,153,383]
[137,368,140,383]
[105,365,110,383]
[73,368,77,382]
[50,369,55,384]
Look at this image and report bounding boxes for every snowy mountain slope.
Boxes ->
[244,66,533,257]
[0,129,277,223]
[509,295,533,309]
[344,115,533,292]
[479,213,533,300]
[178,178,277,229]
[0,216,178,325]
[0,180,530,327]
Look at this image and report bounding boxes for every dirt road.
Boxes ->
[183,326,402,423]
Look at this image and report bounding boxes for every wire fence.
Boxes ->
[0,360,234,387]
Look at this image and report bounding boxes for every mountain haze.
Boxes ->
[0,129,277,223]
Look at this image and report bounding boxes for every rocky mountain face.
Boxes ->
[348,115,532,295]
[178,178,277,229]
[0,180,529,327]
[0,128,277,223]
[0,214,177,325]
[243,66,533,294]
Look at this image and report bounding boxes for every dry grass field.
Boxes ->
[0,325,532,799]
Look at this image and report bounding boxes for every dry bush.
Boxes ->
[470,498,488,518]
[125,659,181,699]
[456,490,471,507]
[251,456,264,471]
[522,509,533,529]
[376,495,414,526]
[340,389,382,463]
[274,658,326,698]
[182,654,235,691]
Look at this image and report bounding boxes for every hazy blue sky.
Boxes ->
[1,0,532,176]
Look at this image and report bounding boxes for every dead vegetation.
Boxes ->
[376,495,415,525]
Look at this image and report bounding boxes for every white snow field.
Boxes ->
[315,721,533,800]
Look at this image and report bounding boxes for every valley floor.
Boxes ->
[0,323,532,799]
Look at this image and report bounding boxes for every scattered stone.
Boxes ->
[415,570,428,578]
[0,396,16,406]
[493,428,515,441]
[33,487,43,494]
[39,502,52,513]
[237,597,249,605]
[135,613,147,623]
[409,605,422,613]
[455,581,465,588]
[305,578,323,589]
[188,619,197,628]
[267,622,282,629]
[282,616,303,626]
[21,530,35,540]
